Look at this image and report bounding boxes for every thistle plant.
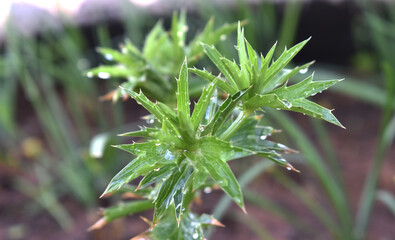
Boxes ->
[87,11,241,102]
[89,20,344,240]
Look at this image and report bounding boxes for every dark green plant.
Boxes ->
[90,20,343,239]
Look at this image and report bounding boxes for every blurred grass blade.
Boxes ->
[354,62,395,239]
[267,109,353,238]
[376,190,395,217]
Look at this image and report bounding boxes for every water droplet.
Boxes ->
[182,25,189,32]
[275,108,281,110]
[86,71,94,78]
[192,232,199,239]
[260,135,267,140]
[286,167,291,171]
[155,142,161,146]
[220,34,227,41]
[218,179,229,187]
[277,143,287,149]
[154,168,160,171]
[204,187,212,194]
[299,68,308,74]
[104,53,113,61]
[146,118,154,124]
[282,99,292,108]
[98,72,111,79]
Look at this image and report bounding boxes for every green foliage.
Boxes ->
[193,23,344,128]
[93,21,343,238]
[87,11,241,102]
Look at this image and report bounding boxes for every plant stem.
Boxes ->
[220,110,253,140]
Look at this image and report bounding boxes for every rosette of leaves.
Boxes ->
[93,59,300,239]
[190,23,345,139]
[91,24,344,239]
[87,11,242,102]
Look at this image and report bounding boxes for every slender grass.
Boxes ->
[354,62,395,239]
[266,109,353,239]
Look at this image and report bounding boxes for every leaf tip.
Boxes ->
[99,191,109,198]
[210,218,225,227]
[241,206,247,214]
[87,217,107,231]
[240,19,248,26]
[286,163,301,173]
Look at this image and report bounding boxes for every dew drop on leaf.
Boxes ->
[193,232,199,239]
[86,72,94,78]
[260,135,267,140]
[154,168,160,171]
[220,34,227,41]
[104,53,113,61]
[98,72,111,79]
[286,167,291,171]
[204,187,212,194]
[218,179,229,187]
[146,118,154,124]
[277,143,287,150]
[155,142,161,146]
[299,68,308,74]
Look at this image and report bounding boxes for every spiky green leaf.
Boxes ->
[153,163,194,223]
[189,67,236,94]
[186,137,245,211]
[202,88,250,136]
[177,59,191,118]
[202,43,239,90]
[191,79,218,131]
[103,200,154,223]
[138,164,177,189]
[266,38,310,80]
[119,127,160,138]
[102,142,182,196]
[271,75,341,100]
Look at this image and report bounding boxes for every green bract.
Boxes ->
[92,20,343,240]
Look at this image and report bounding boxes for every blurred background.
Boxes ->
[0,0,394,239]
